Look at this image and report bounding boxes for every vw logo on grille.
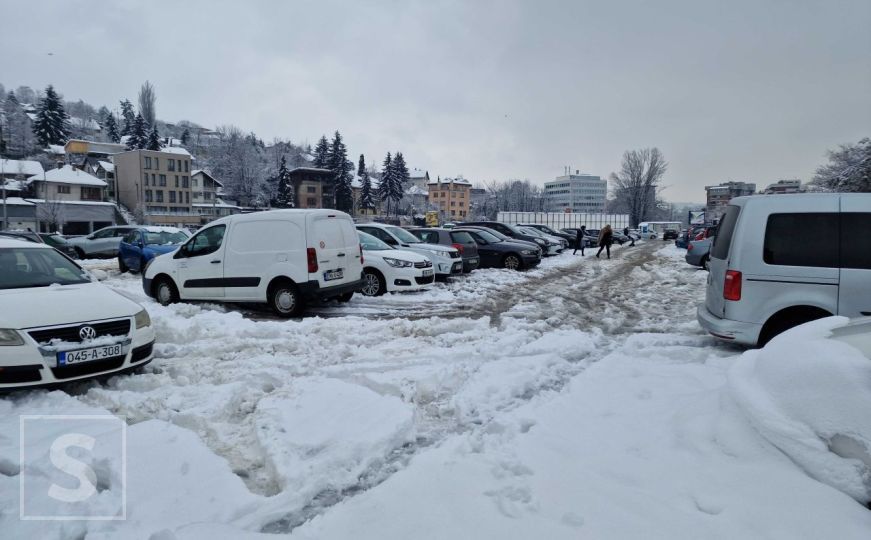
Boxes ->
[79,326,97,341]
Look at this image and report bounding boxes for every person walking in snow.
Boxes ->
[596,224,613,259]
[624,226,635,247]
[573,226,586,256]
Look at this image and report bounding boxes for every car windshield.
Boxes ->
[386,226,422,244]
[143,231,188,245]
[358,231,392,250]
[0,247,90,289]
[467,229,501,243]
[475,227,510,241]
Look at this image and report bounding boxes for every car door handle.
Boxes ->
[337,253,346,257]
[862,311,871,316]
[211,260,221,264]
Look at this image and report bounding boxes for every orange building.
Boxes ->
[428,177,471,220]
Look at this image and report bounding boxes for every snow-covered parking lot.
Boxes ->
[2,242,870,539]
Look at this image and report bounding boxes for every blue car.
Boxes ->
[118,227,190,273]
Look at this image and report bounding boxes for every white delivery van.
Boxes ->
[697,193,871,346]
[143,209,364,316]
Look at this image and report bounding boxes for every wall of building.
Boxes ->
[544,174,607,213]
[429,181,470,219]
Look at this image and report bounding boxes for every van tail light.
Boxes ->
[687,243,694,251]
[359,244,364,264]
[307,247,318,273]
[724,270,742,301]
[451,243,464,254]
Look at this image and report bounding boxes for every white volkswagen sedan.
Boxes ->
[358,231,435,296]
[0,239,155,389]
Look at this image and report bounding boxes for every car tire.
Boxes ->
[138,257,147,274]
[701,255,709,271]
[268,281,303,317]
[503,254,522,270]
[361,269,386,296]
[118,256,128,273]
[75,247,86,259]
[154,277,179,306]
[337,292,354,302]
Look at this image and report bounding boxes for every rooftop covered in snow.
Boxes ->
[27,165,107,187]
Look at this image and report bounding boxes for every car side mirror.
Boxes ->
[385,237,397,246]
[137,241,144,248]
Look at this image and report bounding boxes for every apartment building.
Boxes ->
[705,181,756,222]
[544,172,607,213]
[190,169,241,222]
[763,179,804,194]
[113,148,199,226]
[24,165,116,234]
[27,165,106,202]
[289,167,332,208]
[428,177,471,220]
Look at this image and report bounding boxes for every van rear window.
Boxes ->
[841,213,871,270]
[763,213,839,268]
[710,205,740,260]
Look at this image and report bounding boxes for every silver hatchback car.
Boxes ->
[697,193,871,346]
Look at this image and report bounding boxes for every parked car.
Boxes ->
[118,227,190,273]
[697,193,871,346]
[518,224,576,248]
[144,209,364,317]
[455,227,541,270]
[561,228,593,248]
[662,229,679,241]
[685,237,713,269]
[463,221,550,252]
[38,233,80,258]
[356,223,462,278]
[675,230,691,249]
[357,231,434,296]
[409,228,480,273]
[66,225,139,258]
[0,239,155,389]
[611,231,631,245]
[517,226,566,255]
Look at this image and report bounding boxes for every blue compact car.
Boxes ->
[118,227,190,273]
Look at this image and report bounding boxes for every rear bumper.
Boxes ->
[696,304,761,346]
[299,277,365,300]
[463,257,480,273]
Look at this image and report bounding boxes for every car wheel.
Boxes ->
[75,247,86,259]
[269,281,303,317]
[361,269,386,296]
[337,292,354,302]
[154,277,179,306]
[701,255,709,271]
[138,257,147,274]
[118,256,128,273]
[503,254,522,270]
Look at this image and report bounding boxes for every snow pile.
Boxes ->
[727,317,871,502]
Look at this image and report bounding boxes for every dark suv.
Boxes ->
[462,221,549,252]
[410,228,480,273]
[455,227,541,270]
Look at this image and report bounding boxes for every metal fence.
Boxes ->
[498,211,630,230]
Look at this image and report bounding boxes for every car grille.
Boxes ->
[0,365,43,384]
[414,260,433,268]
[448,251,461,259]
[415,274,435,285]
[51,355,126,380]
[29,319,131,345]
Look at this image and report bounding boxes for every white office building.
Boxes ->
[544,172,607,213]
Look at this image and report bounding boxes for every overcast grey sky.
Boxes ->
[2,0,869,202]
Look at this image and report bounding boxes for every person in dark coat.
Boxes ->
[596,224,613,259]
[624,226,635,247]
[573,226,586,256]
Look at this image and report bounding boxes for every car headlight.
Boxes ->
[0,329,24,346]
[383,257,414,268]
[134,309,152,329]
[521,249,537,255]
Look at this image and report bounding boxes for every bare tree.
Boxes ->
[37,195,67,233]
[609,148,668,227]
[138,81,157,127]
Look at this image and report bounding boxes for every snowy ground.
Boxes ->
[1,242,869,538]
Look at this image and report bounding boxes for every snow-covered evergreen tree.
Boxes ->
[274,155,294,207]
[359,154,375,211]
[104,114,120,143]
[3,91,34,157]
[378,152,394,215]
[812,138,871,193]
[32,85,70,147]
[119,99,135,136]
[328,131,354,213]
[392,152,410,210]
[146,125,161,151]
[126,113,149,150]
[180,128,190,146]
[313,135,330,168]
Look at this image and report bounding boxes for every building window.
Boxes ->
[159,174,167,186]
[175,175,179,187]
[168,159,176,172]
[177,159,182,171]
[169,191,176,203]
[143,173,149,186]
[145,190,153,202]
[307,186,317,193]
[182,176,189,188]
[154,158,159,170]
[204,192,212,200]
[307,197,317,206]
[185,191,190,204]
[57,184,71,194]
[156,191,164,202]
[192,178,198,187]
[184,161,189,172]
[451,201,456,206]
[152,173,156,184]
[144,157,152,169]
[81,187,101,201]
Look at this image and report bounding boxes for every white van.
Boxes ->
[143,209,364,316]
[638,221,682,239]
[697,193,871,346]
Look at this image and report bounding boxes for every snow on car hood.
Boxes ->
[0,281,141,329]
[405,243,456,254]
